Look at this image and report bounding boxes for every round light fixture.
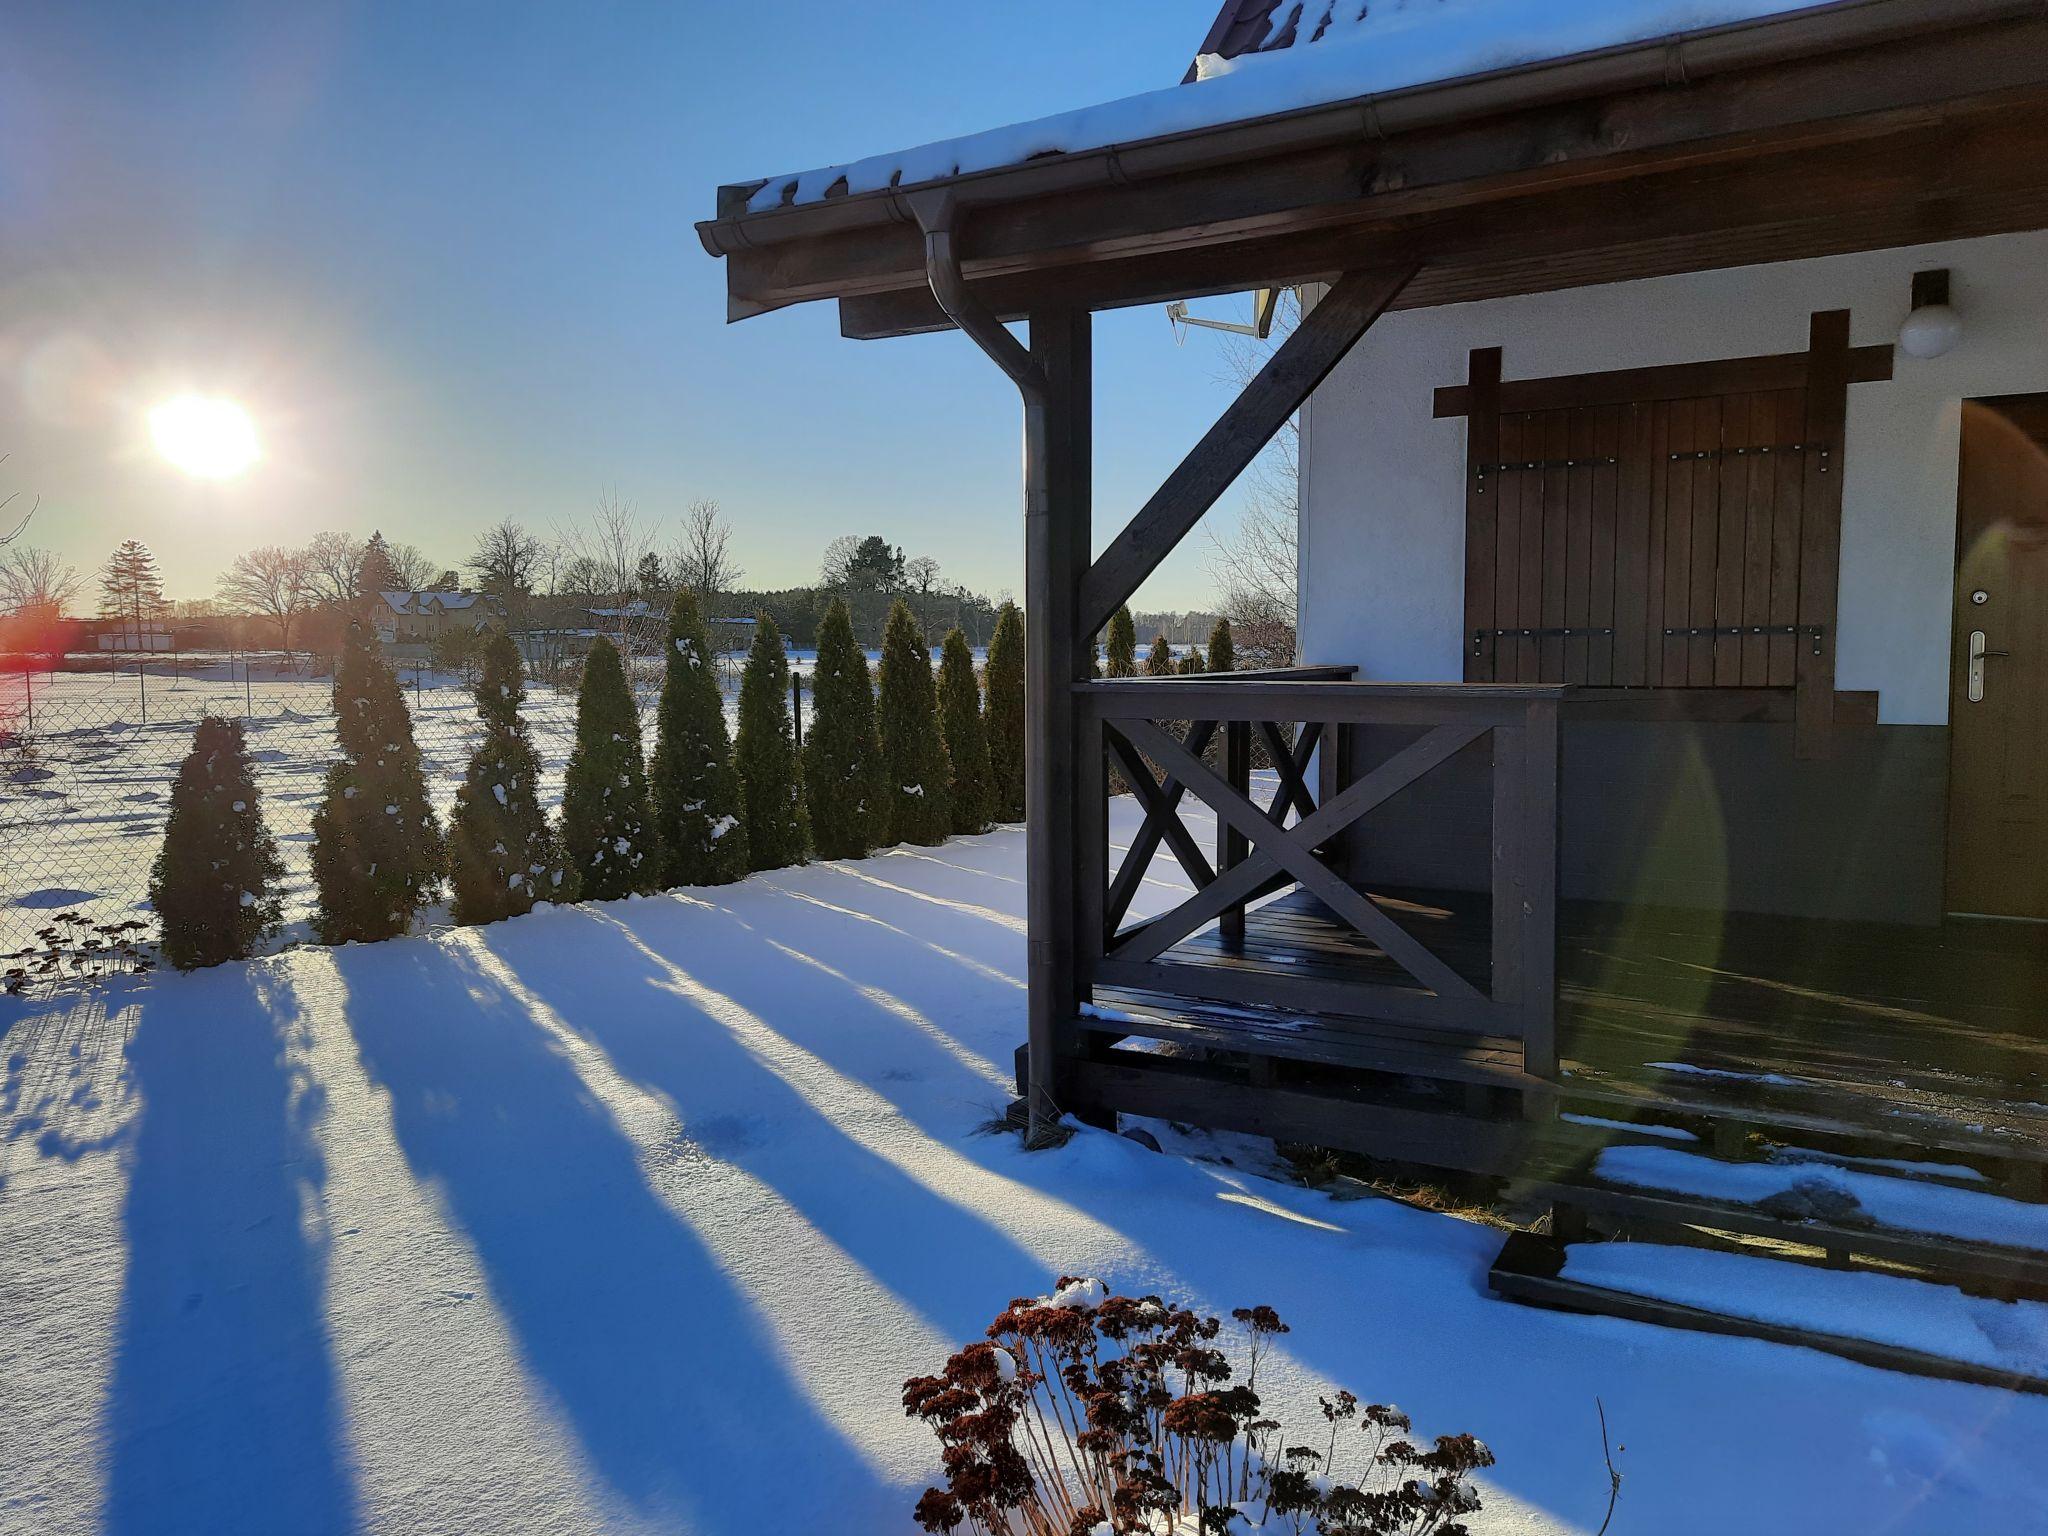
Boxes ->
[1899,303,1962,360]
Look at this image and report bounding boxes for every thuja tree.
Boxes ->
[1145,632,1177,676]
[803,597,884,859]
[448,631,563,924]
[311,623,443,944]
[1180,643,1208,675]
[735,616,808,870]
[149,716,284,969]
[1208,615,1236,674]
[650,590,749,886]
[937,627,992,835]
[1104,605,1138,678]
[984,602,1026,823]
[877,598,952,846]
[561,634,659,900]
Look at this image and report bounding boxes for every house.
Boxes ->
[375,590,502,650]
[701,0,2048,1369]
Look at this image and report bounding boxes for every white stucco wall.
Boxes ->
[1298,228,2048,725]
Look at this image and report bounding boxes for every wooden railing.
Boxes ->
[1073,675,1568,1076]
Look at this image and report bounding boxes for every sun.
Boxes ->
[149,394,260,479]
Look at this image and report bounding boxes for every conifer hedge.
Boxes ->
[1145,633,1176,676]
[449,631,563,925]
[736,616,808,870]
[803,597,884,860]
[1207,616,1235,674]
[984,603,1026,823]
[150,716,284,969]
[650,591,749,886]
[937,627,992,836]
[877,599,952,846]
[1104,606,1138,678]
[561,634,659,901]
[311,623,443,943]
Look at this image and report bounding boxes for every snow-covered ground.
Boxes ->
[4,798,2046,1535]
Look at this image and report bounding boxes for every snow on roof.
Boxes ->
[743,0,1835,213]
[381,591,484,613]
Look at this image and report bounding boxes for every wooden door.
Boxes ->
[1947,396,2048,920]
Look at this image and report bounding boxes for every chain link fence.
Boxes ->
[0,650,745,965]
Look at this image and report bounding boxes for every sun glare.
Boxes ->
[149,394,260,480]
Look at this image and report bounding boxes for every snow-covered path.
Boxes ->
[4,803,2047,1535]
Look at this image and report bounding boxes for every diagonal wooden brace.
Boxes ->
[1115,718,1489,1004]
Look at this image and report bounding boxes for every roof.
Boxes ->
[739,0,1836,214]
[380,591,485,614]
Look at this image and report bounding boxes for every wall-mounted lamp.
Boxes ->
[1899,268,1962,359]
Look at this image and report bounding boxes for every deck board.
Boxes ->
[1111,887,2048,1154]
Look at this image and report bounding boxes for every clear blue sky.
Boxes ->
[2,0,1273,612]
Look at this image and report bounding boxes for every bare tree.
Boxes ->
[0,454,38,547]
[0,546,80,617]
[302,531,366,606]
[1205,289,1303,664]
[670,499,743,599]
[905,554,943,643]
[819,533,862,590]
[388,543,440,591]
[467,518,543,631]
[556,491,653,642]
[218,545,316,653]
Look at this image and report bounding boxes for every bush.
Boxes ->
[430,624,481,680]
[650,591,750,885]
[1145,632,1177,677]
[560,634,659,900]
[1105,605,1138,678]
[877,598,952,846]
[905,1279,1496,1536]
[150,716,284,968]
[985,603,1026,823]
[1208,617,1236,674]
[937,627,992,835]
[803,597,885,860]
[311,623,443,943]
[735,616,808,870]
[448,632,563,924]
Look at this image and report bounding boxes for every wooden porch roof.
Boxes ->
[697,0,2048,338]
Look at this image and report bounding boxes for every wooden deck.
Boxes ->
[1084,887,2048,1161]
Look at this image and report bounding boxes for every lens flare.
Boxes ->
[149,395,260,479]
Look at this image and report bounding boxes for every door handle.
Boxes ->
[1967,630,2010,703]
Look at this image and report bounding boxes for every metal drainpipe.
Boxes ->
[910,193,1068,1148]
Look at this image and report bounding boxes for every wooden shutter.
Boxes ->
[1454,316,1889,725]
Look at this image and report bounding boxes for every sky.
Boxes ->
[0,0,1281,612]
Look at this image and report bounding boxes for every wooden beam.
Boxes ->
[1022,309,1092,1145]
[1796,309,1852,759]
[1435,345,1895,416]
[1076,266,1414,640]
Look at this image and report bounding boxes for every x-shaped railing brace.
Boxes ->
[1105,718,1490,1005]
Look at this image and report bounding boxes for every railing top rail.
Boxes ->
[1077,676,1573,724]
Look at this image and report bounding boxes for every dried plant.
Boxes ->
[904,1277,1494,1535]
[3,911,156,997]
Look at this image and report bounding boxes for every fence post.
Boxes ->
[791,669,803,748]
[23,663,32,734]
[138,653,147,723]
[243,653,253,718]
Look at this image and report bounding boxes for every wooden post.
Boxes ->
[1024,308,1093,1147]
[1220,719,1251,947]
[1796,309,1851,759]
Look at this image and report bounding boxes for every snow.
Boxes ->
[492,783,508,807]
[1597,1146,2048,1252]
[1562,1243,2048,1380]
[743,0,1832,211]
[1559,1112,1697,1143]
[5,794,2047,1533]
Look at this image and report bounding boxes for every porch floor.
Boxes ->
[1094,888,2048,1156]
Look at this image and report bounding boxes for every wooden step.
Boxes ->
[1490,1231,2048,1396]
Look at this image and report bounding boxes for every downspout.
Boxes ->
[908,191,1044,402]
[910,191,1067,1148]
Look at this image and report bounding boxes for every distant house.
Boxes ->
[375,591,503,649]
